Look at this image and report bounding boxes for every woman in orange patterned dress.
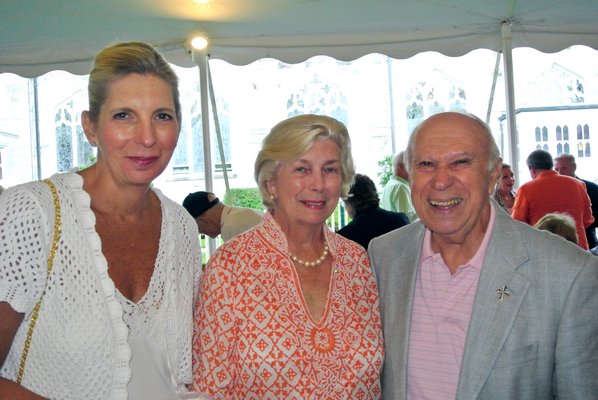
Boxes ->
[192,114,384,399]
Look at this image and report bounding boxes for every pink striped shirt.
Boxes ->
[407,204,496,400]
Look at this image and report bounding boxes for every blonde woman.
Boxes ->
[0,42,201,400]
[193,114,383,399]
[493,163,516,214]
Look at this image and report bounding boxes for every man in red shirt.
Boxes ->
[512,149,594,249]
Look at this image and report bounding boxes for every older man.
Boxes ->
[381,151,417,222]
[554,153,598,249]
[182,191,263,242]
[369,112,598,399]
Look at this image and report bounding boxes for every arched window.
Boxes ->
[172,98,197,173]
[578,142,584,158]
[287,82,348,125]
[191,111,203,173]
[583,124,590,139]
[563,125,569,140]
[406,102,424,121]
[172,92,232,175]
[56,123,73,172]
[585,143,591,157]
[535,127,541,142]
[76,125,94,167]
[55,107,74,172]
[557,143,563,154]
[577,125,583,140]
[428,100,444,116]
[543,144,549,152]
[564,143,570,153]
[406,73,467,126]
[448,85,467,112]
[542,127,548,142]
[556,125,562,141]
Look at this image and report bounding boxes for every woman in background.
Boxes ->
[192,114,383,399]
[493,162,516,214]
[0,42,202,399]
[535,212,579,245]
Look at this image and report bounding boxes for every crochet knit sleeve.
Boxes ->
[0,182,53,314]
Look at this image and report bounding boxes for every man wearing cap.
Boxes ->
[182,191,263,242]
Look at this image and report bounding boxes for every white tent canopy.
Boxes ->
[2,0,598,77]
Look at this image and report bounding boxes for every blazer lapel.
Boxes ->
[456,211,531,399]
[374,222,425,400]
[393,231,422,398]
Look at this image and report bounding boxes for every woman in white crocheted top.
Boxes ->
[0,42,205,400]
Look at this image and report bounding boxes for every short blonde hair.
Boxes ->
[534,212,578,245]
[87,41,181,129]
[254,114,355,209]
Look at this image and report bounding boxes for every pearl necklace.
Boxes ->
[289,244,329,268]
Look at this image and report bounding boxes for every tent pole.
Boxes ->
[207,63,230,193]
[32,77,42,180]
[501,21,520,185]
[486,51,501,125]
[386,56,397,154]
[193,47,217,255]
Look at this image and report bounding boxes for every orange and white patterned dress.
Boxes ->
[192,211,383,399]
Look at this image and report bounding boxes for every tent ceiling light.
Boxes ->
[190,34,208,50]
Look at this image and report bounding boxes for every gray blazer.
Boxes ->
[369,203,598,399]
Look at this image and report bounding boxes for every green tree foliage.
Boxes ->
[77,154,97,171]
[223,187,264,210]
[377,155,393,186]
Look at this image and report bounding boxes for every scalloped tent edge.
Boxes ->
[2,0,597,77]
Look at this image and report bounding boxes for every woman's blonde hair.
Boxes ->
[254,114,355,209]
[87,41,181,129]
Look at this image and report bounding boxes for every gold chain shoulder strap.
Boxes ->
[16,179,62,384]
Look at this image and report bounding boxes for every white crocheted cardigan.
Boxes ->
[0,172,201,400]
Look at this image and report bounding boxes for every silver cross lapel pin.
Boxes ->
[497,285,510,302]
